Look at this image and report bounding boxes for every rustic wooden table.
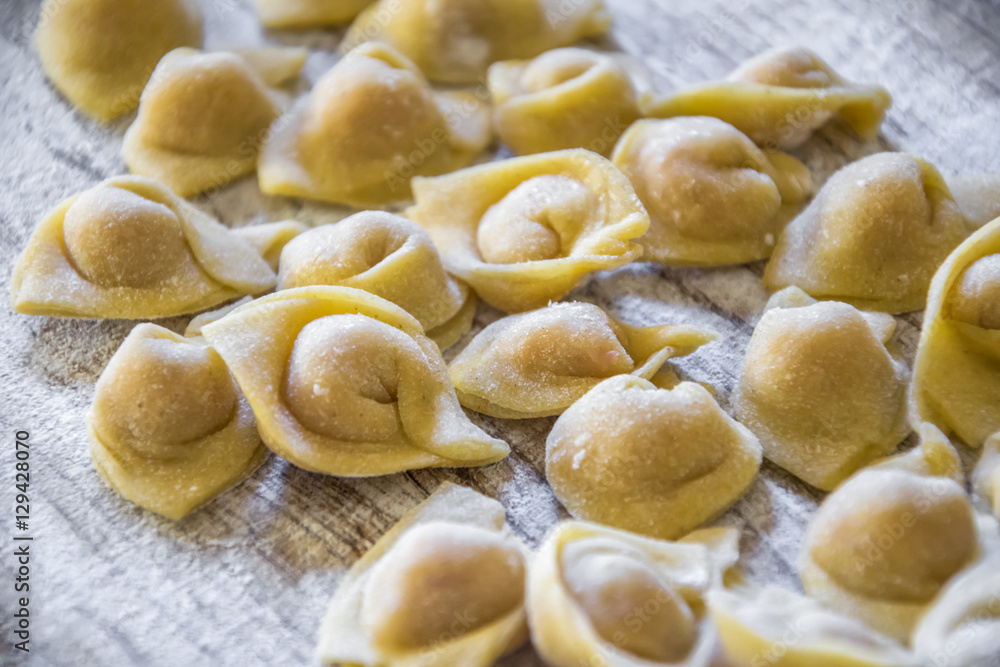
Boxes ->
[1,0,999,665]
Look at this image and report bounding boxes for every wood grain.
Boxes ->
[1,0,999,665]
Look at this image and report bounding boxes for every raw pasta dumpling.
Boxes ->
[709,586,919,667]
[9,176,302,319]
[201,286,509,476]
[88,324,267,520]
[256,0,373,28]
[764,152,969,313]
[343,0,611,84]
[488,48,647,157]
[611,117,813,266]
[317,483,528,667]
[278,212,475,349]
[528,520,740,667]
[910,216,1000,447]
[123,47,305,197]
[35,0,202,120]
[258,42,492,207]
[449,301,716,418]
[732,287,910,491]
[405,149,650,312]
[546,375,762,540]
[798,425,979,643]
[912,525,1000,667]
[648,46,891,150]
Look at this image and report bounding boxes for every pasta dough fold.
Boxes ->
[123,47,305,197]
[35,0,202,120]
[317,483,528,666]
[528,520,740,667]
[612,117,813,266]
[798,425,978,642]
[405,149,650,312]
[10,176,302,319]
[709,586,920,667]
[546,375,762,540]
[88,324,267,520]
[449,302,716,418]
[489,48,646,156]
[201,286,509,476]
[343,0,611,84]
[648,46,891,150]
[258,42,492,207]
[733,287,910,491]
[764,152,969,313]
[256,0,373,28]
[278,212,475,349]
[910,216,1000,447]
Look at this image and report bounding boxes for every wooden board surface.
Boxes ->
[2,0,1000,664]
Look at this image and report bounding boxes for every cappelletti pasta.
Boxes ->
[316,483,528,667]
[258,42,492,207]
[910,216,1000,447]
[123,47,305,197]
[278,212,475,349]
[733,287,910,491]
[764,152,969,313]
[343,0,611,84]
[201,286,510,476]
[449,302,716,418]
[35,0,202,121]
[489,48,646,157]
[546,375,762,540]
[88,324,267,520]
[649,46,891,150]
[708,586,920,667]
[405,149,650,312]
[798,424,979,642]
[9,176,302,319]
[528,520,740,667]
[612,117,813,266]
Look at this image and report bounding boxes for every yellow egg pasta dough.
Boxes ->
[10,176,301,319]
[405,149,650,312]
[612,117,813,266]
[316,483,528,667]
[88,324,267,520]
[201,286,509,476]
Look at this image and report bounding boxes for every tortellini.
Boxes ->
[732,287,910,491]
[35,0,202,120]
[317,483,528,666]
[10,176,302,319]
[200,286,509,476]
[256,0,373,28]
[528,520,740,667]
[910,216,1000,447]
[88,324,267,520]
[488,48,646,157]
[912,532,1000,667]
[278,211,475,349]
[611,117,813,266]
[123,47,305,197]
[708,586,919,667]
[648,46,891,150]
[546,375,762,540]
[974,434,1000,519]
[343,0,611,84]
[798,426,978,642]
[405,149,650,312]
[258,42,492,207]
[764,152,969,313]
[449,302,716,419]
